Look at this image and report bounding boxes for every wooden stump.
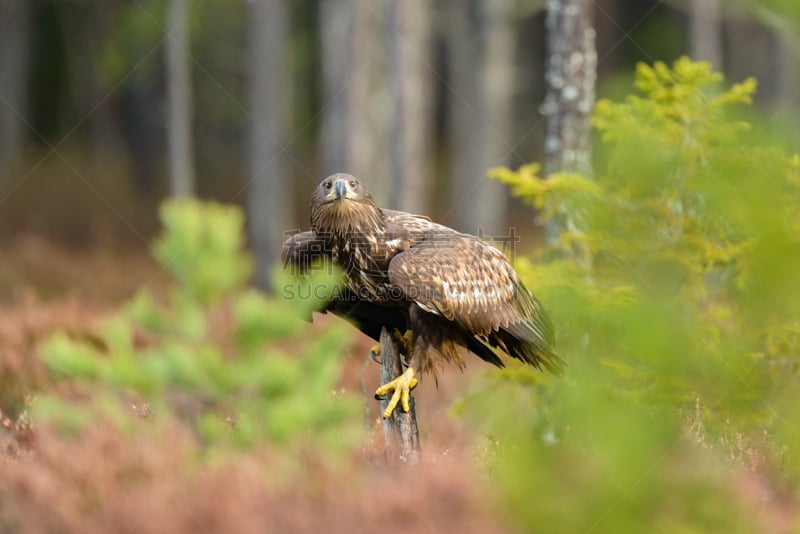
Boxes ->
[378,327,421,464]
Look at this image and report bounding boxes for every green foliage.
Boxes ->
[154,200,253,304]
[477,57,800,531]
[36,200,360,455]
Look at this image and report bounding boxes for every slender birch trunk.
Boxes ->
[165,0,195,198]
[247,0,291,289]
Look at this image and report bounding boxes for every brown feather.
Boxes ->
[285,174,564,378]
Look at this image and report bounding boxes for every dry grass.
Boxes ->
[0,234,160,414]
[0,419,511,534]
[0,233,160,304]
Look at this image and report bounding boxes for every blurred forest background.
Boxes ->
[3,0,800,532]
[1,0,798,286]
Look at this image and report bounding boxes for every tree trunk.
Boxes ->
[247,0,291,290]
[352,4,392,202]
[689,0,723,68]
[319,0,389,202]
[724,14,778,104]
[319,0,355,175]
[775,27,798,141]
[378,328,421,464]
[0,0,32,184]
[165,0,195,198]
[443,0,480,232]
[477,0,515,233]
[543,0,596,244]
[386,0,433,213]
[444,0,514,236]
[543,0,596,178]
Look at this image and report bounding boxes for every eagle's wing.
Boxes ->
[382,208,459,234]
[281,231,409,342]
[387,232,560,372]
[387,234,535,335]
[281,230,328,273]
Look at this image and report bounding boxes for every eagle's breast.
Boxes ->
[328,230,411,304]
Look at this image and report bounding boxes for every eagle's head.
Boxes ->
[311,173,371,206]
[310,173,384,235]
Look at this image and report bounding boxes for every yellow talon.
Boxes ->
[375,366,418,419]
[370,344,381,362]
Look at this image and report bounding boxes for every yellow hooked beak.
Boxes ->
[328,178,351,202]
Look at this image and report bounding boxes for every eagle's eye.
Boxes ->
[349,180,357,188]
[324,181,332,190]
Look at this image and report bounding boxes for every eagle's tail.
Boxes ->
[465,336,505,368]
[492,322,566,377]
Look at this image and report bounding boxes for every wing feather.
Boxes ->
[386,230,562,373]
[387,234,540,337]
[281,231,327,273]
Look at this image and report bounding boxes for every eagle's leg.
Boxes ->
[393,329,415,367]
[374,328,418,418]
[375,366,418,419]
[371,329,414,367]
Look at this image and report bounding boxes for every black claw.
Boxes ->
[370,349,382,365]
[374,392,386,401]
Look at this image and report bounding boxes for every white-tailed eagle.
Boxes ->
[282,173,563,418]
